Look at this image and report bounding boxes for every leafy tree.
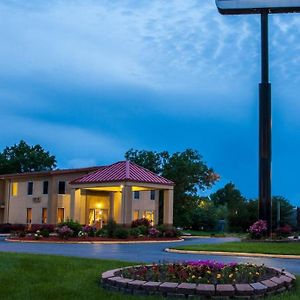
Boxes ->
[0,140,56,174]
[210,183,250,231]
[125,148,219,226]
[272,196,294,228]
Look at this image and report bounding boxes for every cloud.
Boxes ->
[0,114,128,167]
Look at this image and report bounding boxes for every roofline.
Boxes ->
[70,178,175,186]
[0,166,104,180]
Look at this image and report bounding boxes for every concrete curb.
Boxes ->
[5,238,184,245]
[165,248,300,259]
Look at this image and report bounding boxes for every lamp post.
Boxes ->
[215,0,300,235]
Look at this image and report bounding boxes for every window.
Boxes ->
[133,191,140,199]
[133,210,139,220]
[150,190,156,200]
[143,210,155,224]
[42,208,47,224]
[57,208,64,223]
[58,181,66,194]
[43,181,49,194]
[27,182,33,195]
[26,208,32,224]
[12,182,18,196]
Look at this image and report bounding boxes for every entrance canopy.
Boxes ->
[70,160,174,190]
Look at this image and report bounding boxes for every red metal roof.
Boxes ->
[70,161,174,186]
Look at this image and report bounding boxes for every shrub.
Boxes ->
[137,225,148,235]
[78,231,88,238]
[156,224,167,237]
[40,229,50,238]
[164,228,180,238]
[131,218,150,228]
[0,224,26,233]
[96,228,108,237]
[114,228,129,239]
[57,226,73,240]
[103,219,118,238]
[58,219,82,237]
[34,230,42,240]
[129,228,140,238]
[248,220,268,239]
[275,224,292,238]
[28,224,55,233]
[149,227,160,238]
[82,225,96,237]
[18,231,26,238]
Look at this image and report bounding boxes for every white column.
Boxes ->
[122,185,133,226]
[70,188,81,222]
[163,189,174,227]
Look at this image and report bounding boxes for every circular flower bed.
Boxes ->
[102,260,296,298]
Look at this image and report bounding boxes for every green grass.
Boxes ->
[174,241,300,255]
[0,252,160,300]
[0,252,298,299]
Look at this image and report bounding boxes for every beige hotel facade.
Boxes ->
[0,161,174,227]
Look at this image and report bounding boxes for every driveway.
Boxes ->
[1,236,300,275]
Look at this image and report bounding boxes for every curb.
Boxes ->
[165,248,300,259]
[5,238,184,245]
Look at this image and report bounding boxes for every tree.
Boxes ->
[210,183,250,231]
[125,148,219,226]
[0,140,56,174]
[272,196,294,228]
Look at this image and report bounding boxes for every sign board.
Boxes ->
[216,0,300,14]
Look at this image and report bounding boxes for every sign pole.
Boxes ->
[259,12,272,236]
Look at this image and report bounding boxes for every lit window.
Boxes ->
[12,182,18,196]
[133,210,139,220]
[144,210,155,224]
[26,208,32,224]
[43,181,48,194]
[27,182,33,195]
[57,208,64,223]
[150,190,156,200]
[42,208,47,224]
[134,191,140,199]
[58,181,66,194]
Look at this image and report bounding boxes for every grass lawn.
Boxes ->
[173,241,300,255]
[0,252,298,300]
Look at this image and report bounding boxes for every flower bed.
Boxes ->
[101,261,296,298]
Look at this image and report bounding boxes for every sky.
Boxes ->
[0,0,300,205]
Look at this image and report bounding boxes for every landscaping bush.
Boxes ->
[96,228,108,237]
[136,225,148,235]
[131,218,150,228]
[0,224,26,233]
[114,228,129,239]
[149,227,160,238]
[58,219,82,237]
[248,220,268,239]
[103,219,118,238]
[156,224,167,237]
[129,227,140,238]
[28,224,55,233]
[57,226,73,240]
[40,229,50,238]
[275,224,292,238]
[164,228,180,238]
[82,225,96,237]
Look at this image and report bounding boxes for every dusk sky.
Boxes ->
[1,0,300,205]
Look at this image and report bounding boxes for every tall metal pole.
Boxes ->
[259,12,272,236]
